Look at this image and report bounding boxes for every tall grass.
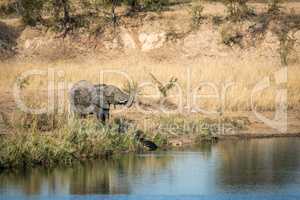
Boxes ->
[1,54,299,112]
[0,118,139,170]
[0,111,238,170]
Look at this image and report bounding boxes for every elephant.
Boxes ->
[69,80,134,123]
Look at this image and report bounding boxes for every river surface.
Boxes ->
[1,138,300,200]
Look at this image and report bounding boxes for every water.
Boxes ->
[1,138,300,200]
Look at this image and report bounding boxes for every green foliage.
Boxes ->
[16,76,30,90]
[0,0,172,33]
[0,110,238,170]
[212,16,223,26]
[0,1,18,16]
[0,133,75,169]
[17,0,45,26]
[152,132,168,146]
[267,0,283,14]
[141,0,169,11]
[45,0,88,34]
[190,4,204,29]
[277,31,297,66]
[0,118,138,170]
[123,0,140,11]
[123,0,138,6]
[222,0,254,22]
[156,115,221,139]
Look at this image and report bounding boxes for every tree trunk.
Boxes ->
[61,0,70,25]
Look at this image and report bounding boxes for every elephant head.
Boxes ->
[94,84,134,108]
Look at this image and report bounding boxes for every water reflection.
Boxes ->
[1,138,300,197]
[216,138,300,192]
[0,153,173,195]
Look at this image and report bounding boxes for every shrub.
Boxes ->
[17,0,45,26]
[0,118,138,170]
[123,0,140,12]
[212,16,223,26]
[141,0,169,11]
[222,0,254,22]
[0,1,18,16]
[267,0,283,14]
[149,73,178,98]
[277,31,297,66]
[220,25,243,47]
[190,4,204,30]
[89,15,112,37]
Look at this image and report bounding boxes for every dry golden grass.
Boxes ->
[0,1,300,114]
[1,53,299,114]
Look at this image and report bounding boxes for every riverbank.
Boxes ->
[1,87,300,170]
[1,107,300,171]
[0,113,221,171]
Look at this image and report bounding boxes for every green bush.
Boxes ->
[18,0,45,26]
[123,0,140,11]
[222,0,254,22]
[220,25,243,47]
[212,16,223,26]
[267,0,283,14]
[0,1,18,16]
[277,31,297,66]
[190,4,204,29]
[1,0,171,32]
[0,118,138,170]
[141,0,169,11]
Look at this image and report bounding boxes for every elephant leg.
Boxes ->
[101,109,110,123]
[97,108,110,123]
[80,113,87,118]
[72,111,85,119]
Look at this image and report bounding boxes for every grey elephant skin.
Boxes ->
[69,80,133,122]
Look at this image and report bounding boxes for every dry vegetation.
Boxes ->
[1,53,299,112]
[0,0,300,170]
[0,0,299,121]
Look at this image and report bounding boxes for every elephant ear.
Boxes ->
[70,80,98,114]
[91,84,110,109]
